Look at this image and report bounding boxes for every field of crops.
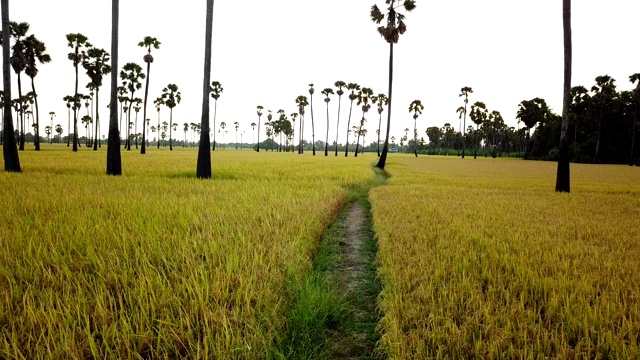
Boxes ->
[370,156,640,358]
[0,146,376,358]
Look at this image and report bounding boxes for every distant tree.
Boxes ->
[137,36,160,155]
[219,121,226,149]
[295,96,309,154]
[290,113,297,152]
[66,33,91,151]
[183,122,189,147]
[153,96,163,149]
[344,83,360,156]
[469,101,487,159]
[590,75,616,163]
[516,97,549,160]
[371,0,417,169]
[24,33,51,151]
[375,93,388,157]
[256,105,263,152]
[251,121,257,145]
[334,81,346,156]
[321,87,334,156]
[568,86,590,161]
[210,80,223,150]
[161,84,180,151]
[82,46,110,150]
[120,62,144,150]
[132,97,142,149]
[409,99,424,157]
[457,87,472,158]
[234,121,239,149]
[55,124,63,142]
[308,83,316,155]
[355,87,373,157]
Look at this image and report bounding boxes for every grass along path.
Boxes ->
[271,169,385,359]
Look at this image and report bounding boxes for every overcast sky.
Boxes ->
[3,0,639,145]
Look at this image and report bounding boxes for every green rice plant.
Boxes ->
[370,155,640,358]
[0,146,375,358]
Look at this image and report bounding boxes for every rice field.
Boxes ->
[0,146,376,359]
[370,155,640,358]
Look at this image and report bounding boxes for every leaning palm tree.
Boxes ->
[409,99,424,157]
[256,105,263,152]
[556,0,572,192]
[629,73,640,167]
[106,0,122,175]
[334,81,346,156]
[137,36,160,155]
[469,101,487,159]
[308,83,316,155]
[210,81,223,150]
[66,33,91,152]
[321,87,334,156]
[2,3,21,172]
[161,83,181,151]
[153,96,163,149]
[24,34,51,151]
[371,0,417,169]
[355,87,373,157]
[458,87,472,158]
[120,62,144,150]
[344,83,360,156]
[375,93,388,157]
[82,46,111,151]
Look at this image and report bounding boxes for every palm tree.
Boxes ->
[256,105,263,152]
[62,95,74,146]
[409,99,424,157]
[458,87,472,158]
[196,0,214,177]
[265,111,272,151]
[219,121,226,149]
[516,98,549,160]
[132,97,142,149]
[355,87,373,157]
[334,81,346,156]
[630,74,640,166]
[556,0,572,192]
[290,113,297,152]
[23,34,51,151]
[469,101,487,159]
[250,122,257,145]
[7,22,30,151]
[47,111,55,144]
[107,0,122,175]
[321,87,334,156]
[137,36,160,155]
[308,83,316,155]
[375,93,388,157]
[1,5,20,171]
[120,62,144,150]
[161,84,181,151]
[371,0,417,169]
[210,81,223,150]
[234,121,239,149]
[153,96,163,149]
[117,86,127,139]
[55,124,63,142]
[82,46,110,151]
[295,96,309,154]
[344,83,360,156]
[591,75,616,163]
[66,33,91,152]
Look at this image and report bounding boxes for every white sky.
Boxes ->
[4,0,639,145]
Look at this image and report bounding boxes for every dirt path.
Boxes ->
[328,201,381,359]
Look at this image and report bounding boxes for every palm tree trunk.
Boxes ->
[310,94,315,155]
[156,109,160,149]
[212,100,217,150]
[134,112,138,149]
[345,100,354,157]
[106,0,122,175]
[141,62,150,154]
[94,87,100,150]
[169,108,173,151]
[377,113,382,157]
[126,103,132,151]
[257,114,261,152]
[2,0,21,172]
[16,73,25,151]
[67,107,70,147]
[555,0,572,192]
[474,124,479,159]
[73,53,79,152]
[335,95,342,156]
[376,41,394,170]
[630,101,638,166]
[414,118,418,157]
[30,77,41,151]
[325,102,329,156]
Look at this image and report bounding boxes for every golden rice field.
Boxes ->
[0,145,376,359]
[370,156,640,358]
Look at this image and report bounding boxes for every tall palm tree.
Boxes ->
[334,81,346,156]
[137,36,160,155]
[117,86,127,139]
[234,121,239,149]
[409,99,424,157]
[219,121,226,149]
[1,2,20,172]
[458,87,472,158]
[251,121,257,145]
[256,105,263,152]
[62,95,75,146]
[556,0,572,192]
[23,34,51,151]
[469,101,487,159]
[66,33,91,152]
[321,87,334,156]
[375,93,388,157]
[516,97,548,160]
[371,0,417,169]
[120,63,144,150]
[7,22,29,151]
[196,0,214,178]
[265,111,272,151]
[48,111,55,144]
[132,97,142,149]
[162,84,180,151]
[290,113,297,152]
[153,96,163,149]
[210,81,223,150]
[295,95,308,154]
[183,122,189,146]
[590,75,616,163]
[344,83,360,156]
[308,83,316,155]
[355,87,373,157]
[630,74,640,166]
[82,46,110,151]
[106,0,121,175]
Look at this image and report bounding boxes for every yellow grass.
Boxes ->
[0,146,375,358]
[370,155,640,358]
